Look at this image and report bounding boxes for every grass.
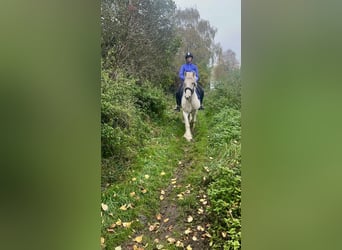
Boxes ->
[101,89,241,249]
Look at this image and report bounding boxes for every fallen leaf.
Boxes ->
[130,192,136,197]
[115,219,122,226]
[114,247,122,250]
[101,203,108,211]
[197,208,204,214]
[160,190,165,195]
[156,214,162,220]
[171,180,177,185]
[203,232,212,238]
[176,241,184,247]
[144,175,150,179]
[123,222,132,228]
[197,225,205,231]
[141,188,147,194]
[192,236,198,241]
[221,231,227,238]
[177,194,184,200]
[159,195,164,200]
[132,177,137,181]
[184,228,192,234]
[160,171,166,176]
[101,237,105,244]
[163,218,169,223]
[167,237,176,244]
[119,204,127,211]
[187,215,193,223]
[156,244,164,249]
[107,228,115,233]
[134,235,143,243]
[186,245,192,250]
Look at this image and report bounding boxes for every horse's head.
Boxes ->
[183,72,196,100]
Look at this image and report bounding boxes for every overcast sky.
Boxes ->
[173,0,241,63]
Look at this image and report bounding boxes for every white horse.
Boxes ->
[181,72,200,141]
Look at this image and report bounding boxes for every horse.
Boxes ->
[181,71,200,141]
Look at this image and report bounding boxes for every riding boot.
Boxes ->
[197,83,204,110]
[174,84,183,111]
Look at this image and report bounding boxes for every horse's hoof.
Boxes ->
[184,135,192,142]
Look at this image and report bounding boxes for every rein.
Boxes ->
[184,86,194,94]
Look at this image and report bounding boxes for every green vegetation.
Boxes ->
[101,1,241,249]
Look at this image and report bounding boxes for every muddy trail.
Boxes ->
[122,117,212,250]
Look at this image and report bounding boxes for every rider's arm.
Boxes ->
[179,64,185,81]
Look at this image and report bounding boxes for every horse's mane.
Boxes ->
[184,72,195,80]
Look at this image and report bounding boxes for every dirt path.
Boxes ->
[123,118,212,250]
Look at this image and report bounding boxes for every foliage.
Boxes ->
[101,70,168,184]
[173,7,217,88]
[204,69,241,249]
[101,0,179,87]
[210,69,241,110]
[206,108,241,250]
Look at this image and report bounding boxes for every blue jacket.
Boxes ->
[179,63,199,81]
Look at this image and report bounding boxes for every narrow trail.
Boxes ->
[122,112,211,250]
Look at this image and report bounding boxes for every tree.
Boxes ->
[173,7,217,87]
[101,0,180,87]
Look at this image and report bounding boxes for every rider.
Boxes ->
[174,52,204,111]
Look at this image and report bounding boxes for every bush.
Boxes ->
[205,90,241,249]
[134,81,167,120]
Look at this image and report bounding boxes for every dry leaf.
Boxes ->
[187,216,193,223]
[114,247,122,250]
[184,228,192,234]
[159,195,164,200]
[192,236,198,241]
[176,241,184,247]
[156,244,164,249]
[130,192,136,197]
[197,208,204,214]
[107,228,115,233]
[160,171,166,176]
[123,222,132,228]
[141,188,147,194]
[186,245,192,250]
[134,235,143,243]
[197,225,205,231]
[132,177,137,181]
[144,175,150,179]
[115,219,122,226]
[167,237,176,244]
[222,231,227,238]
[160,190,165,195]
[119,204,127,211]
[163,218,169,223]
[177,194,184,200]
[156,214,162,220]
[101,237,105,244]
[101,203,108,211]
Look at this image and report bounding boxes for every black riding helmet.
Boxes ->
[185,52,193,59]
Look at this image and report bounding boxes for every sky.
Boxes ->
[173,0,241,63]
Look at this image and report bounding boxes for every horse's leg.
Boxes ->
[191,110,198,130]
[183,111,192,141]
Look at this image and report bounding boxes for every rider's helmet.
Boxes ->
[185,52,193,59]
